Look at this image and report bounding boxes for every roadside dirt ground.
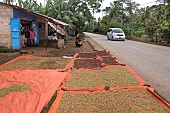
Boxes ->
[20,36,94,57]
[0,36,94,65]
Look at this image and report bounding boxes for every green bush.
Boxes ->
[0,48,19,53]
[133,30,145,37]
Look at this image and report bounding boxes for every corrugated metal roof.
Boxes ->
[50,18,71,27]
[34,12,71,27]
[48,22,64,35]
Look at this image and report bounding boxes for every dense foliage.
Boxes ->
[16,0,102,33]
[92,0,170,44]
[3,0,170,44]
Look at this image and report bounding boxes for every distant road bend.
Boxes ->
[84,32,170,103]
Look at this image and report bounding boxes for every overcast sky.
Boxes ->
[101,0,157,8]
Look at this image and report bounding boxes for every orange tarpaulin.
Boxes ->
[0,69,67,113]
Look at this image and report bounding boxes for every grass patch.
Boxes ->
[0,48,19,53]
[19,51,29,54]
[66,66,139,89]
[0,57,71,70]
[128,37,170,47]
[0,84,30,97]
[0,53,20,65]
[58,89,169,113]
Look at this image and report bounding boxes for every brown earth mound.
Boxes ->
[102,57,119,65]
[76,53,96,58]
[74,59,103,69]
[95,51,110,56]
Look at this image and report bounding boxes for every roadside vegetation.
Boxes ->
[91,0,170,46]
[0,48,29,65]
[0,48,20,65]
[4,0,169,45]
[0,48,18,53]
[16,0,102,34]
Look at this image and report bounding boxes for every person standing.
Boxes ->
[25,27,30,46]
[21,27,28,47]
[29,29,35,47]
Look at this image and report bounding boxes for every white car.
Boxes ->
[107,28,125,41]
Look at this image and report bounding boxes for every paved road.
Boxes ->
[84,32,170,103]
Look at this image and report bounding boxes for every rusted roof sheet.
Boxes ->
[48,22,65,35]
[35,13,70,27]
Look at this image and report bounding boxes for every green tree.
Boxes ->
[97,0,170,45]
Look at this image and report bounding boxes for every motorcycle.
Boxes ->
[75,37,82,47]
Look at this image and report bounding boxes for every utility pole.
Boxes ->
[101,0,103,17]
[120,2,123,28]
[93,8,95,31]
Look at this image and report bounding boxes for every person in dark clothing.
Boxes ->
[75,34,82,47]
[25,30,30,46]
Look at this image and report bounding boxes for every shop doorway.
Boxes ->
[20,20,32,47]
